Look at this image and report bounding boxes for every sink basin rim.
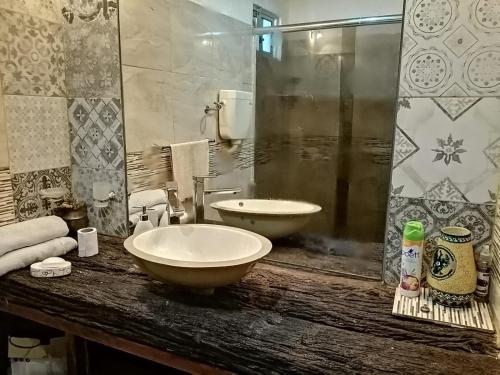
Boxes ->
[210,199,322,216]
[124,224,272,269]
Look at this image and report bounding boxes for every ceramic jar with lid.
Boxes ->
[428,226,477,307]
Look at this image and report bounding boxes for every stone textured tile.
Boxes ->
[11,166,71,221]
[4,95,70,174]
[0,9,66,96]
[0,0,63,23]
[400,0,500,97]
[122,66,174,152]
[392,97,500,204]
[62,1,121,97]
[384,195,495,284]
[0,167,15,226]
[119,0,171,71]
[170,0,214,77]
[68,98,124,170]
[60,0,117,24]
[72,166,127,237]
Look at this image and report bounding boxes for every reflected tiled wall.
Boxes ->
[120,0,255,221]
[384,0,500,284]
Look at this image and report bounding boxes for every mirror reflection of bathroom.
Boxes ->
[120,0,403,279]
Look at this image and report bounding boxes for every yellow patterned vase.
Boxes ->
[428,226,477,307]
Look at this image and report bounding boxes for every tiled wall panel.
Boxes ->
[0,167,16,226]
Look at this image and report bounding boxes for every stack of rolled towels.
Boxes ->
[128,189,167,226]
[0,216,77,277]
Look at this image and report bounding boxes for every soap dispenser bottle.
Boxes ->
[133,206,154,235]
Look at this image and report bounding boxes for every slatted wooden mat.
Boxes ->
[392,287,495,332]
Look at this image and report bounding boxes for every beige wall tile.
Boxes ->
[122,66,174,152]
[0,83,9,168]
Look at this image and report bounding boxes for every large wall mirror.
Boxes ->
[119,0,404,279]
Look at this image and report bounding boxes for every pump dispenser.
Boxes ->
[133,206,154,235]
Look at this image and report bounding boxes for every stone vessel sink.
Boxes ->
[124,224,272,291]
[210,199,322,239]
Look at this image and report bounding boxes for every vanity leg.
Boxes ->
[65,334,89,375]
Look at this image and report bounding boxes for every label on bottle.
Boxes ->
[400,243,423,292]
[475,266,490,296]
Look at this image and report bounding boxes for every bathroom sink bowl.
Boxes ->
[210,199,322,239]
[124,224,272,291]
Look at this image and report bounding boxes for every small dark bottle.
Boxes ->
[475,245,492,303]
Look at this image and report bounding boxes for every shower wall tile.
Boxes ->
[11,166,72,221]
[0,167,16,227]
[392,97,500,204]
[0,84,8,168]
[119,0,171,71]
[72,166,128,237]
[4,95,70,174]
[122,66,174,152]
[68,98,124,170]
[62,2,121,97]
[169,0,214,77]
[0,0,63,23]
[0,9,66,97]
[384,195,495,284]
[400,0,500,97]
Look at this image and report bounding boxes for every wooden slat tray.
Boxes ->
[392,287,495,332]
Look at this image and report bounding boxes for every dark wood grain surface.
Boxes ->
[0,236,498,374]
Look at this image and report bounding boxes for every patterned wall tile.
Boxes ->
[0,0,63,23]
[68,98,124,170]
[72,166,127,237]
[4,95,70,174]
[126,149,171,194]
[384,194,495,284]
[391,97,500,204]
[0,167,16,226]
[0,9,66,96]
[400,0,500,97]
[62,1,121,97]
[11,166,71,221]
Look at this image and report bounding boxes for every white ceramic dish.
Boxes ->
[210,199,322,239]
[124,224,272,291]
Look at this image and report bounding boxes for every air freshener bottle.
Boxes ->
[399,221,425,297]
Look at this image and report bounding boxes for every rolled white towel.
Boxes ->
[128,189,167,215]
[0,216,69,257]
[0,237,77,277]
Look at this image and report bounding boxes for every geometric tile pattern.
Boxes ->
[384,195,495,284]
[62,5,121,98]
[4,95,70,174]
[431,97,482,120]
[11,166,72,221]
[0,9,66,96]
[68,98,124,170]
[400,0,500,96]
[0,167,16,227]
[72,166,128,237]
[392,98,500,204]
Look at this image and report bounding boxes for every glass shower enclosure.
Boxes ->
[254,16,402,279]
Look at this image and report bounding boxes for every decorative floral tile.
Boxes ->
[68,98,124,170]
[11,166,72,221]
[72,166,127,237]
[4,95,70,174]
[62,3,121,98]
[0,167,16,226]
[61,0,117,24]
[0,0,63,23]
[0,9,66,96]
[384,195,495,284]
[400,0,500,96]
[392,97,500,203]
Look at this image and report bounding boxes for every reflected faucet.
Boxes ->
[193,175,241,223]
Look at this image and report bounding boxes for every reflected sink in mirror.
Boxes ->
[210,199,322,239]
[124,225,272,293]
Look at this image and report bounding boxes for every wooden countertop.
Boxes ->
[0,236,498,374]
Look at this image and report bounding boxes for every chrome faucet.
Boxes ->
[193,175,241,223]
